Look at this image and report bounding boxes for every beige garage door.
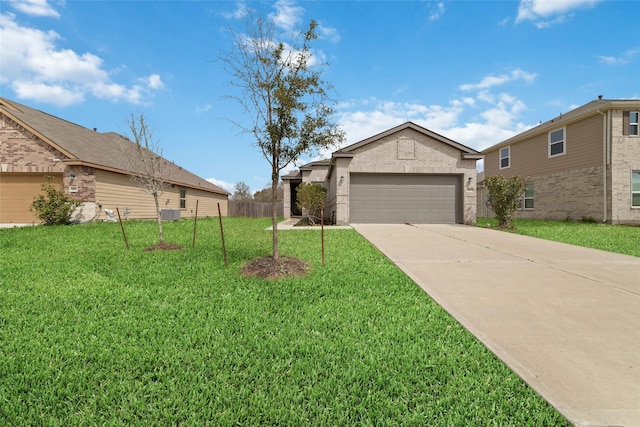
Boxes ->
[0,173,63,223]
[350,174,460,224]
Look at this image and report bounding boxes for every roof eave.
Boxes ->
[62,160,229,195]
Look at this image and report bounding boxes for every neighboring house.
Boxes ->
[481,98,640,224]
[283,121,483,225]
[0,97,229,224]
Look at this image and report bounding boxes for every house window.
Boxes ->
[499,146,510,169]
[516,183,534,210]
[179,188,186,209]
[549,128,565,157]
[523,182,534,209]
[632,172,640,208]
[630,112,639,136]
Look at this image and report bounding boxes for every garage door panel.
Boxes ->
[350,174,459,224]
[0,174,63,223]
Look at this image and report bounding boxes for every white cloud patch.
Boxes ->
[8,0,60,18]
[270,0,303,33]
[207,178,235,193]
[459,69,536,91]
[0,12,164,107]
[195,103,212,114]
[317,22,340,43]
[596,48,640,65]
[429,2,445,22]
[337,69,537,154]
[516,0,601,27]
[221,1,248,20]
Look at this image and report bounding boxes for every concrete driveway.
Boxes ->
[352,224,640,427]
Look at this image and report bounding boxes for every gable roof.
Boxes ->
[0,97,228,195]
[482,98,640,153]
[334,121,483,160]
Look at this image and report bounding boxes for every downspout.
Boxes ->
[596,107,608,223]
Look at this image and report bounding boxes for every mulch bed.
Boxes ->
[143,242,183,252]
[241,256,310,279]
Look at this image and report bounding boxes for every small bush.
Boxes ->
[30,177,81,225]
[296,182,327,226]
[484,175,528,229]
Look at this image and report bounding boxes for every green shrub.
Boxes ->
[484,175,528,229]
[30,177,81,225]
[296,182,327,225]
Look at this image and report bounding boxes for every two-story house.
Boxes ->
[481,98,640,224]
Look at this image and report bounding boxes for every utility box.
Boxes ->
[160,209,181,221]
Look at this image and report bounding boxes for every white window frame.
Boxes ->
[630,112,639,136]
[179,188,187,209]
[549,127,566,158]
[499,146,510,170]
[632,171,640,208]
[523,182,534,209]
[516,182,534,210]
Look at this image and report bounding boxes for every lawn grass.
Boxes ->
[0,217,569,425]
[476,218,640,257]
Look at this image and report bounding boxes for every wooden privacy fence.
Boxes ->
[228,200,284,218]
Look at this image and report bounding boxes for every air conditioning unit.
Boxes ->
[160,209,181,221]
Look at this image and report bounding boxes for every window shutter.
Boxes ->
[623,111,629,136]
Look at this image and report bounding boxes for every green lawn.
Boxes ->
[1,218,568,425]
[477,218,640,257]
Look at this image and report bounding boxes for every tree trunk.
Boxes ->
[271,169,279,262]
[154,193,164,243]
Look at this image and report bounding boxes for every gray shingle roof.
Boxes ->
[1,97,228,195]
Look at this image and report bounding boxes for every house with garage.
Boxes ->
[283,121,483,225]
[481,98,640,224]
[0,97,229,224]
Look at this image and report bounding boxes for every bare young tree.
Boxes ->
[120,113,171,244]
[232,181,252,201]
[220,12,344,261]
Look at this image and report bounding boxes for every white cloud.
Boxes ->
[336,73,536,154]
[269,0,303,33]
[429,2,445,22]
[12,81,83,106]
[459,69,536,91]
[207,178,235,193]
[596,48,640,65]
[317,22,340,43]
[8,0,60,18]
[146,74,165,90]
[195,103,212,114]
[222,1,248,20]
[516,0,601,27]
[0,12,164,106]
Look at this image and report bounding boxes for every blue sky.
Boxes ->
[1,0,638,194]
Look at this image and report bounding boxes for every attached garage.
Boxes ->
[0,173,63,223]
[350,174,460,223]
[282,122,483,226]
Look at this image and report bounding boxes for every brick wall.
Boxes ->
[610,109,640,223]
[0,114,67,174]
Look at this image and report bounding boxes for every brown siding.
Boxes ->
[485,114,603,179]
[94,170,227,220]
[182,186,227,218]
